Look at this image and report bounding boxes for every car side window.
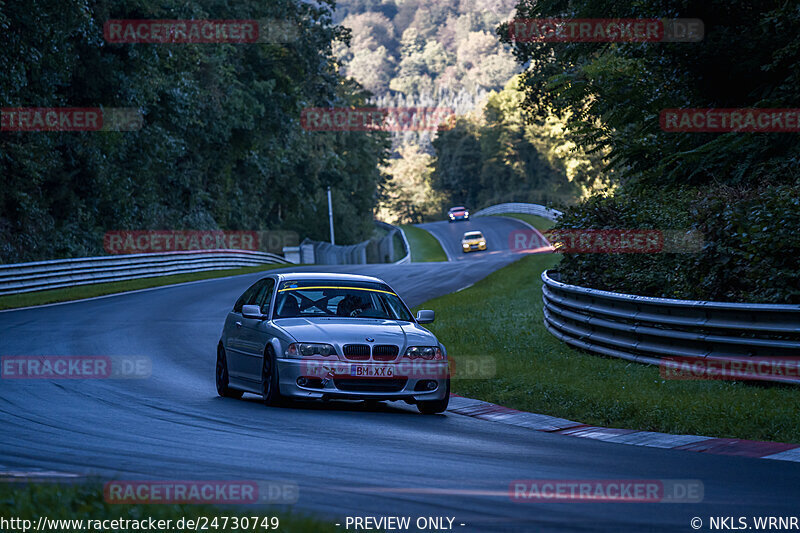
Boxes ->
[256,278,276,314]
[233,280,266,313]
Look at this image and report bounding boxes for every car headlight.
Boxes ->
[285,343,336,358]
[479,241,485,246]
[449,214,455,219]
[404,346,443,360]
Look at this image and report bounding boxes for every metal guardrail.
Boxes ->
[303,221,410,265]
[376,221,411,265]
[473,202,563,221]
[541,270,800,383]
[304,239,369,265]
[0,250,290,296]
[394,226,411,264]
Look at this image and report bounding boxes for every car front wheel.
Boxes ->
[417,378,450,414]
[261,345,284,406]
[216,345,243,399]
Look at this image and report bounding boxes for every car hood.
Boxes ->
[273,317,438,348]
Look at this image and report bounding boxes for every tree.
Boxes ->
[0,0,388,262]
[430,76,600,211]
[500,0,800,190]
[378,144,440,223]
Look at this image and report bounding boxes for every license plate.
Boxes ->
[350,365,394,377]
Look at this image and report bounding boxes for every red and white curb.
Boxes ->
[447,395,800,462]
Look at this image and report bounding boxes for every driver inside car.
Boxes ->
[277,294,300,318]
[337,294,371,317]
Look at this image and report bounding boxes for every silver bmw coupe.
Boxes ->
[216,273,450,414]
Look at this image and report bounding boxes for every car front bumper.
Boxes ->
[276,358,450,401]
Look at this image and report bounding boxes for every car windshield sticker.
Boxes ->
[278,286,397,296]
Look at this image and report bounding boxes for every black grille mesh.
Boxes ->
[372,345,399,361]
[343,344,370,360]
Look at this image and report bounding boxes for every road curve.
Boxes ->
[2,218,800,532]
[417,216,533,261]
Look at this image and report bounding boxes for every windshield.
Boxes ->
[464,233,483,240]
[273,280,414,321]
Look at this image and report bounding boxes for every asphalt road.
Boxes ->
[417,216,533,260]
[2,217,800,533]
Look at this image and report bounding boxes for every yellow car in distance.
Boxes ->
[461,231,487,253]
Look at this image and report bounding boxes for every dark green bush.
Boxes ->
[554,184,800,304]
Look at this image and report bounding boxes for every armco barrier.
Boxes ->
[376,221,411,265]
[394,226,411,264]
[303,221,410,265]
[541,270,800,383]
[473,202,562,221]
[0,250,289,296]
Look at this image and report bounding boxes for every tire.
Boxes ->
[261,344,284,406]
[417,378,450,415]
[216,345,243,399]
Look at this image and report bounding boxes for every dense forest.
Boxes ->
[1,0,606,262]
[333,0,519,97]
[502,0,800,303]
[332,0,800,302]
[0,0,389,263]
[333,0,598,223]
[429,76,609,211]
[5,0,799,304]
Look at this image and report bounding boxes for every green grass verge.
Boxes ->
[400,225,447,262]
[493,212,556,231]
[415,253,800,443]
[0,264,288,311]
[1,482,336,532]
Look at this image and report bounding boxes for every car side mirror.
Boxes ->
[416,310,435,324]
[242,305,267,320]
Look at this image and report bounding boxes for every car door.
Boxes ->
[238,277,277,382]
[225,279,267,381]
